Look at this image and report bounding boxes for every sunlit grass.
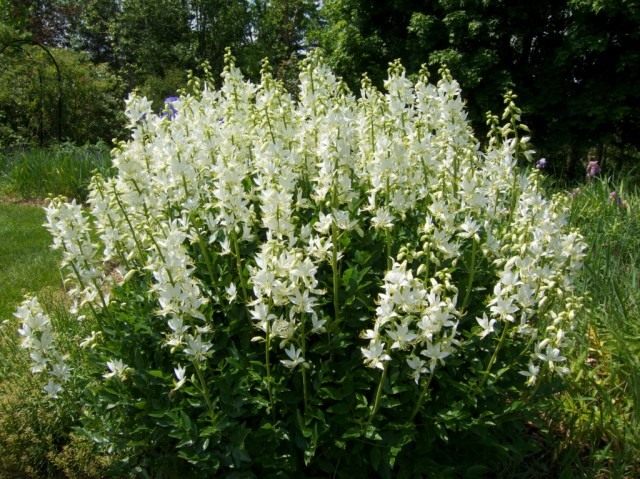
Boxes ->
[0,203,60,320]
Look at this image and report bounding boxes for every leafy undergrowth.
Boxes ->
[544,177,640,478]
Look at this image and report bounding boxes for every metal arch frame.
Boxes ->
[0,38,63,142]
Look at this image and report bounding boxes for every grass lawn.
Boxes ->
[0,202,60,320]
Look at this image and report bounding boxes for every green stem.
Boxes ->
[102,208,131,270]
[331,221,340,327]
[452,149,459,198]
[64,259,100,325]
[480,323,510,388]
[368,363,388,424]
[265,323,276,421]
[385,229,392,271]
[193,361,217,426]
[410,370,435,421]
[508,169,520,224]
[330,153,341,328]
[231,232,249,304]
[112,186,145,260]
[147,230,175,287]
[301,367,309,416]
[264,107,275,143]
[301,317,309,415]
[197,236,217,287]
[461,239,478,312]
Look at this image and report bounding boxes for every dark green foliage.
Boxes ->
[72,218,565,477]
[244,0,318,89]
[313,0,640,176]
[0,43,124,146]
[108,0,197,84]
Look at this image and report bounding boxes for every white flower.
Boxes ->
[219,236,232,255]
[490,295,518,322]
[80,331,100,349]
[184,335,212,362]
[43,380,63,398]
[458,217,480,239]
[289,288,316,314]
[173,364,187,391]
[103,359,130,380]
[388,321,417,349]
[124,93,153,127]
[421,341,451,369]
[361,341,391,370]
[226,282,238,303]
[167,317,189,334]
[406,355,429,383]
[310,314,327,333]
[371,207,394,230]
[50,362,71,382]
[476,313,496,339]
[519,362,540,386]
[280,345,305,369]
[333,210,359,231]
[536,345,566,366]
[314,212,333,234]
[29,350,48,373]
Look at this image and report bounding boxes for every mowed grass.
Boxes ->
[0,203,60,320]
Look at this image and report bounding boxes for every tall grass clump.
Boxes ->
[1,142,112,201]
[10,52,587,477]
[547,177,640,477]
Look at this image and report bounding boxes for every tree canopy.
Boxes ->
[313,0,640,174]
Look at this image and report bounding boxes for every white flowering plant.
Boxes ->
[15,51,585,476]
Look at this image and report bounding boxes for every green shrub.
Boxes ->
[16,54,586,477]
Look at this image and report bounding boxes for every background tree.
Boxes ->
[314,0,640,175]
[248,0,318,88]
[1,0,83,47]
[190,0,253,76]
[310,0,406,90]
[1,0,638,173]
[75,0,120,65]
[109,0,194,103]
[0,42,124,145]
